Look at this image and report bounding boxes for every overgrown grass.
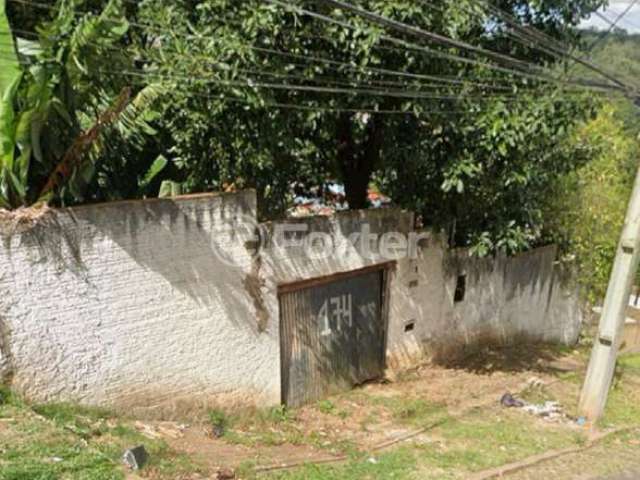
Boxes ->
[207,405,303,448]
[425,408,586,472]
[315,399,350,419]
[266,447,418,480]
[0,388,204,479]
[618,353,640,372]
[599,353,640,428]
[368,395,447,427]
[2,351,639,480]
[263,405,589,479]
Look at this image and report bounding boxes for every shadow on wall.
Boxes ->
[1,193,268,337]
[1,208,86,277]
[0,313,14,383]
[80,192,267,335]
[428,244,580,363]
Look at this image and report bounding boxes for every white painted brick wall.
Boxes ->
[0,190,582,412]
[0,192,281,414]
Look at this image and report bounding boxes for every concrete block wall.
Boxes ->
[0,190,582,412]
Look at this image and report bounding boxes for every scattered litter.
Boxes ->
[367,457,378,464]
[122,445,148,470]
[500,393,567,422]
[522,401,563,420]
[576,416,587,427]
[50,457,63,463]
[500,393,524,408]
[288,182,391,217]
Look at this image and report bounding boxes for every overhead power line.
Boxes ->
[469,0,639,91]
[601,8,640,31]
[310,0,632,92]
[5,0,540,92]
[102,66,546,102]
[109,68,584,115]
[0,28,531,97]
[7,0,626,94]
[264,0,628,93]
[316,0,540,72]
[472,0,570,53]
[589,0,640,52]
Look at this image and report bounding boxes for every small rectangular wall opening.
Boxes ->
[404,321,416,333]
[454,275,467,303]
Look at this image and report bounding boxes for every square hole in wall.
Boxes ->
[454,275,467,303]
[404,321,416,333]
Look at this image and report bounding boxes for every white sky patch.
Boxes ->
[580,1,640,33]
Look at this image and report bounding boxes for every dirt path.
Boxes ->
[139,344,593,473]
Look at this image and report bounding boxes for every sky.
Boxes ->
[580,1,640,33]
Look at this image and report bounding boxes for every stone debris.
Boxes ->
[216,467,236,479]
[157,422,188,439]
[122,445,148,470]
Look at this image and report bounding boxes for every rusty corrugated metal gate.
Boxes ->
[279,264,392,407]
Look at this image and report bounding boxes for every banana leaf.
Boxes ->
[0,0,20,95]
[139,155,168,190]
[0,76,20,171]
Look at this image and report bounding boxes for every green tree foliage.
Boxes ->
[379,90,595,253]
[2,0,614,260]
[546,105,639,303]
[134,0,603,245]
[542,29,640,302]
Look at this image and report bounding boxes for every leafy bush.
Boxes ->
[545,103,639,304]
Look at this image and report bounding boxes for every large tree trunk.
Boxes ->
[336,113,384,210]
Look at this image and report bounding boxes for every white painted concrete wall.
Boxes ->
[0,191,582,412]
[0,192,278,415]
[386,241,582,366]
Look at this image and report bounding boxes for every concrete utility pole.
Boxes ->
[579,141,640,422]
